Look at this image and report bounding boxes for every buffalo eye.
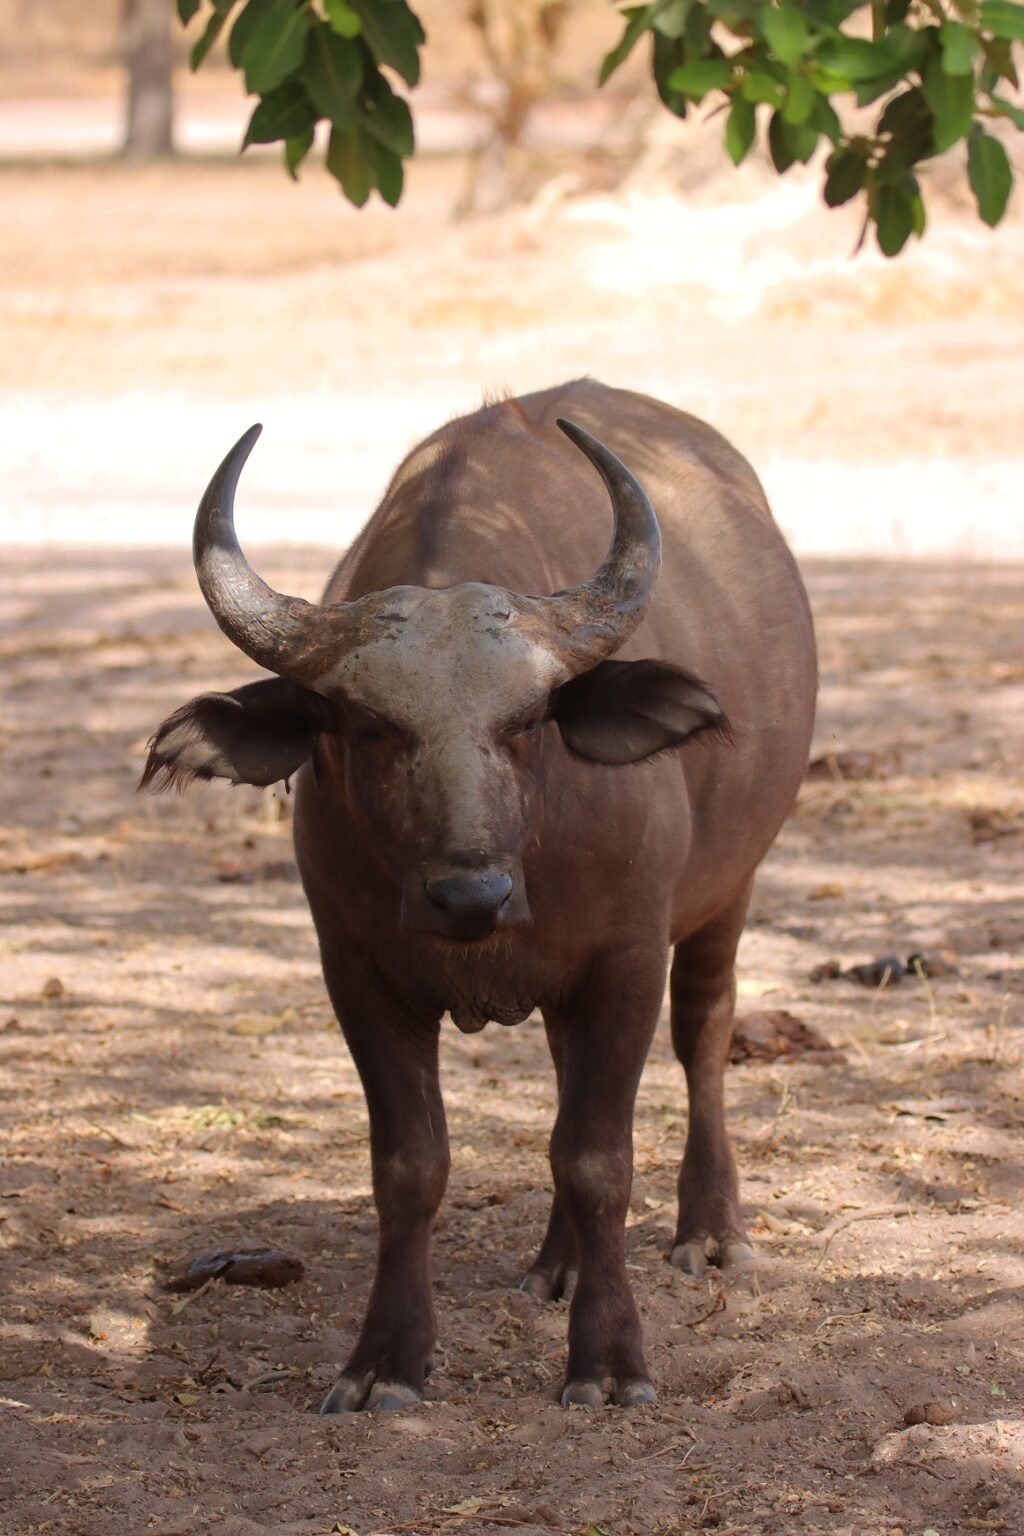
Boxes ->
[500,716,544,744]
[345,706,409,751]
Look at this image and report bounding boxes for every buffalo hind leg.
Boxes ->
[520,1012,577,1302]
[318,953,449,1414]
[670,883,754,1277]
[549,949,665,1407]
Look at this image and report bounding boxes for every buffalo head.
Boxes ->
[142,421,726,941]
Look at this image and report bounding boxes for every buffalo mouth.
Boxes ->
[401,862,531,940]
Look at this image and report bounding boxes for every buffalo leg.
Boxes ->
[318,955,449,1414]
[549,951,665,1407]
[669,884,754,1277]
[520,1012,577,1302]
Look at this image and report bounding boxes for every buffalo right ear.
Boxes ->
[140,678,325,792]
[553,658,728,765]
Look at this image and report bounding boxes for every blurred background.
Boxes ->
[2,0,1023,557]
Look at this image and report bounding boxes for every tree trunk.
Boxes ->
[122,0,175,160]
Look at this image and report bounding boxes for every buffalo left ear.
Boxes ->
[553,659,728,765]
[140,677,324,792]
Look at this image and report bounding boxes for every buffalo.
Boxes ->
[143,379,817,1412]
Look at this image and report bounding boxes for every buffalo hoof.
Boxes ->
[519,1265,577,1303]
[560,1377,657,1409]
[670,1237,755,1278]
[319,1372,421,1415]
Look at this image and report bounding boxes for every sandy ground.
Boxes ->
[1,113,1023,554]
[2,101,1024,1536]
[1,547,1022,1536]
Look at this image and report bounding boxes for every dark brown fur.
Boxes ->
[144,380,817,1412]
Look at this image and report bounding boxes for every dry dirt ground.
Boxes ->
[2,118,1024,1536]
[2,550,1022,1536]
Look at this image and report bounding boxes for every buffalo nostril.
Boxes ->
[424,871,514,916]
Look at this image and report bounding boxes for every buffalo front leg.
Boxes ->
[318,958,449,1414]
[520,1012,577,1302]
[549,951,665,1408]
[670,884,754,1277]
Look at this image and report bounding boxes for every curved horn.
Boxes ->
[536,418,662,675]
[192,425,351,684]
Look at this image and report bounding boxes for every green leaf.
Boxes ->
[823,144,868,206]
[327,121,373,205]
[725,96,756,163]
[242,1,311,94]
[360,72,414,157]
[667,58,733,97]
[940,20,981,74]
[599,5,655,86]
[968,125,1013,224]
[991,93,1024,129]
[685,2,712,49]
[761,5,809,67]
[922,53,975,150]
[782,73,816,125]
[872,181,916,256]
[284,125,315,180]
[806,0,861,22]
[815,36,898,82]
[980,1,1024,42]
[768,111,818,168]
[354,0,424,87]
[191,9,227,70]
[372,143,404,206]
[325,0,361,38]
[177,0,201,22]
[981,35,1019,88]
[304,22,362,126]
[652,0,692,38]
[810,93,841,143]
[855,67,906,107]
[878,87,935,168]
[242,80,315,146]
[742,70,784,107]
[229,0,276,67]
[652,31,689,113]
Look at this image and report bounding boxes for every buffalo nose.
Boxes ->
[424,870,514,926]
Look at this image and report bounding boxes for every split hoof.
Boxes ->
[670,1236,755,1277]
[560,1377,657,1409]
[519,1266,576,1303]
[319,1372,420,1415]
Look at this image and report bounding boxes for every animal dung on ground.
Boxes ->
[844,955,906,987]
[729,1011,841,1063]
[903,1398,954,1427]
[906,948,958,978]
[165,1247,304,1292]
[805,748,900,782]
[811,950,959,986]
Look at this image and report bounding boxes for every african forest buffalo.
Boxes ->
[143,379,817,1412]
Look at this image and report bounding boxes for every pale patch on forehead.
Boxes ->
[322,583,563,721]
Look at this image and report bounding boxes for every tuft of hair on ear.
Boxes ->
[138,737,214,795]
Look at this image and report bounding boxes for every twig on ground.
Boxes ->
[240,1368,295,1392]
[816,1204,915,1267]
[685,1283,727,1327]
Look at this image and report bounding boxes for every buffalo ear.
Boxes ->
[140,678,324,791]
[553,659,728,765]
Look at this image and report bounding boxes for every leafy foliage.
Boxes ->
[179,0,1022,249]
[601,0,1021,256]
[183,0,422,206]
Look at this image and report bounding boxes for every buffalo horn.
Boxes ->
[537,418,662,674]
[192,425,351,684]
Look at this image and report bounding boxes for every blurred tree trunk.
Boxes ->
[122,0,175,160]
[458,0,571,216]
